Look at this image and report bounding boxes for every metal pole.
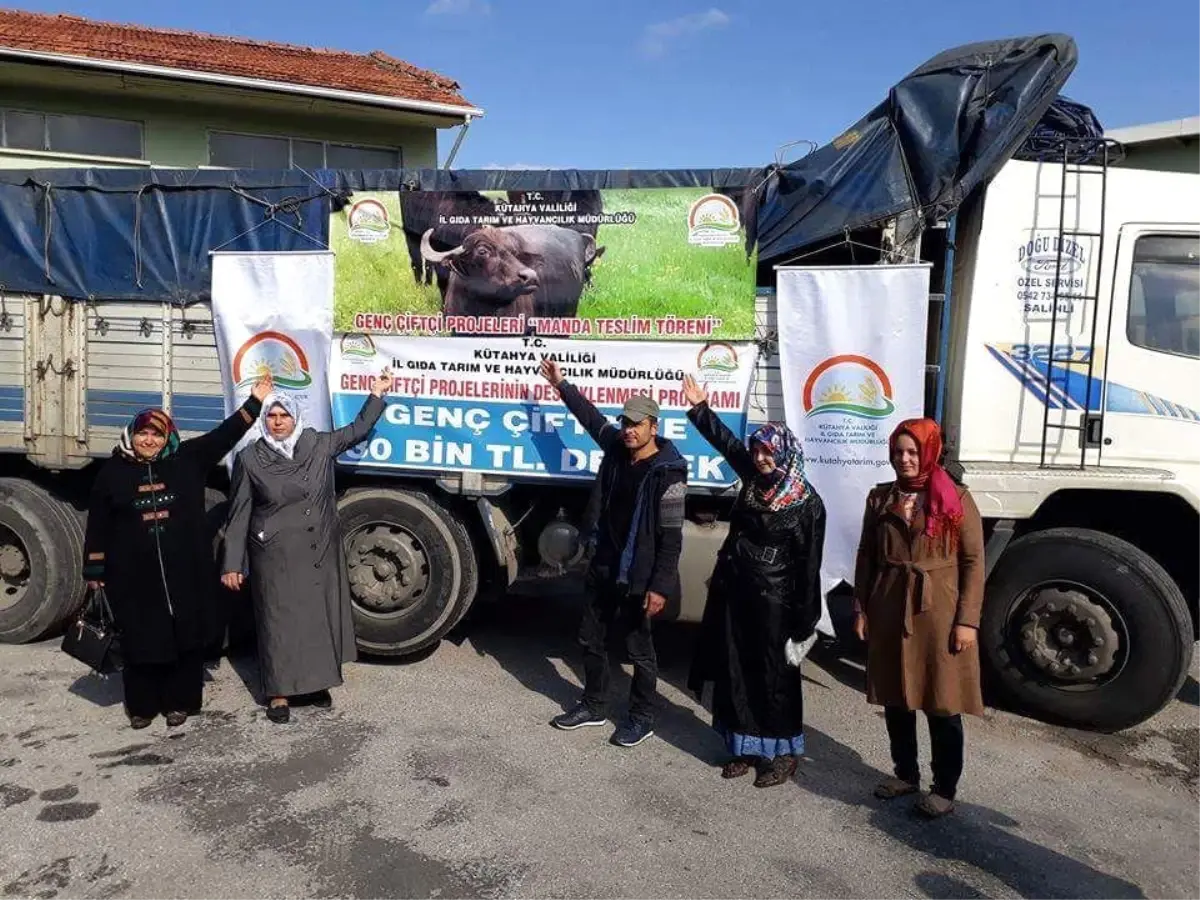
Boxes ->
[934,215,957,425]
[442,115,473,169]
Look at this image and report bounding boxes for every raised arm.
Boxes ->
[682,374,754,482]
[180,374,271,469]
[328,367,392,458]
[221,453,253,580]
[790,494,826,640]
[540,359,621,453]
[329,394,386,457]
[954,489,986,629]
[82,464,113,587]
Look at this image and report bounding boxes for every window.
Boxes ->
[208,131,400,170]
[0,109,143,159]
[1127,234,1200,359]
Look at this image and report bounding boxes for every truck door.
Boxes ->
[1100,227,1200,475]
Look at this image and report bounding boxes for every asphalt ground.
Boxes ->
[1,594,1197,899]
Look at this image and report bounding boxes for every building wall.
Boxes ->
[0,79,440,170]
[1112,139,1199,175]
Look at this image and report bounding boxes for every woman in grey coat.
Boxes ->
[221,369,392,723]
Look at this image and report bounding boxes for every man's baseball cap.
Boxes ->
[621,394,660,423]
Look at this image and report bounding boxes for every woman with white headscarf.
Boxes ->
[221,369,392,723]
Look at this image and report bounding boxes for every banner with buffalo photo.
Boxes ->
[211,251,335,462]
[776,265,930,631]
[329,188,756,340]
[329,335,758,487]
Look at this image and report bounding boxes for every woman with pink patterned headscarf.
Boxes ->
[682,374,827,789]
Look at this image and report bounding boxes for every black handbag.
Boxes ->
[61,587,123,674]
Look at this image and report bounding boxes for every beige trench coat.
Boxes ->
[854,482,985,716]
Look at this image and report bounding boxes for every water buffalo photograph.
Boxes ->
[330,186,756,340]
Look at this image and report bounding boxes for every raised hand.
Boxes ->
[372,367,395,398]
[539,358,564,387]
[682,374,708,407]
[250,372,274,403]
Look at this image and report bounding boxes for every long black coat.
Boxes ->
[82,399,261,665]
[686,402,826,738]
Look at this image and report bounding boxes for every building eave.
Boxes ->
[0,45,484,123]
[1107,116,1200,147]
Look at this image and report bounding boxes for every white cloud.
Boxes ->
[425,0,491,15]
[638,8,730,58]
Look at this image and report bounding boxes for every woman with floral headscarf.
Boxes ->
[82,374,273,729]
[853,417,984,819]
[682,375,826,788]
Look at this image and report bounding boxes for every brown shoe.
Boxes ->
[753,755,798,788]
[129,716,153,730]
[874,776,920,800]
[915,791,956,819]
[721,757,754,779]
[165,711,188,728]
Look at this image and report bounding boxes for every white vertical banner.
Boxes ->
[776,265,930,632]
[211,252,335,461]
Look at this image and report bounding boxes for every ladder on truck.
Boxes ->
[1038,137,1121,469]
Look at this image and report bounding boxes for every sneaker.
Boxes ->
[551,703,607,730]
[610,719,655,748]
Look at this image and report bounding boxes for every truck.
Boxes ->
[0,34,1195,733]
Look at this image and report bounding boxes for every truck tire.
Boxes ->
[337,487,478,657]
[0,478,87,643]
[981,527,1193,732]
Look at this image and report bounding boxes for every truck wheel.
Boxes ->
[981,527,1193,732]
[0,478,86,643]
[337,487,478,657]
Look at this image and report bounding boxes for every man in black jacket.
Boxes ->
[539,358,688,747]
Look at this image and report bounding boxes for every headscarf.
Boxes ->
[260,393,303,460]
[889,417,963,547]
[744,422,810,512]
[116,408,180,462]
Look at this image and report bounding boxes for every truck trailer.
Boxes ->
[0,35,1195,732]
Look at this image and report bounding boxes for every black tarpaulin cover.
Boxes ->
[752,34,1079,264]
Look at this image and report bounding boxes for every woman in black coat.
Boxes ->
[83,375,272,729]
[683,375,826,788]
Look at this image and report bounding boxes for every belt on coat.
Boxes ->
[738,541,789,565]
[881,556,958,636]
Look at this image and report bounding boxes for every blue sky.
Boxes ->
[16,0,1200,169]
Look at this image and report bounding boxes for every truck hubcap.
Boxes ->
[0,526,30,611]
[345,522,430,615]
[1017,585,1122,683]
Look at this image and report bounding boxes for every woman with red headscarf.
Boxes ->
[83,375,272,729]
[852,417,984,818]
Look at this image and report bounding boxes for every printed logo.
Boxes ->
[347,198,391,244]
[697,342,738,373]
[687,194,741,247]
[803,354,896,419]
[340,332,377,360]
[231,331,313,389]
[1017,233,1087,276]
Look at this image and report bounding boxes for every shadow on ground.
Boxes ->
[460,590,1148,900]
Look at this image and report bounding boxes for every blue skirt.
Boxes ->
[715,719,805,760]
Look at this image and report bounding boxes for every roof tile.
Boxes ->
[0,8,475,111]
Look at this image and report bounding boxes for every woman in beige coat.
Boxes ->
[853,417,984,818]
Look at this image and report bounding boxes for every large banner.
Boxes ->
[330,188,756,340]
[211,252,335,460]
[776,265,930,603]
[329,336,759,487]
